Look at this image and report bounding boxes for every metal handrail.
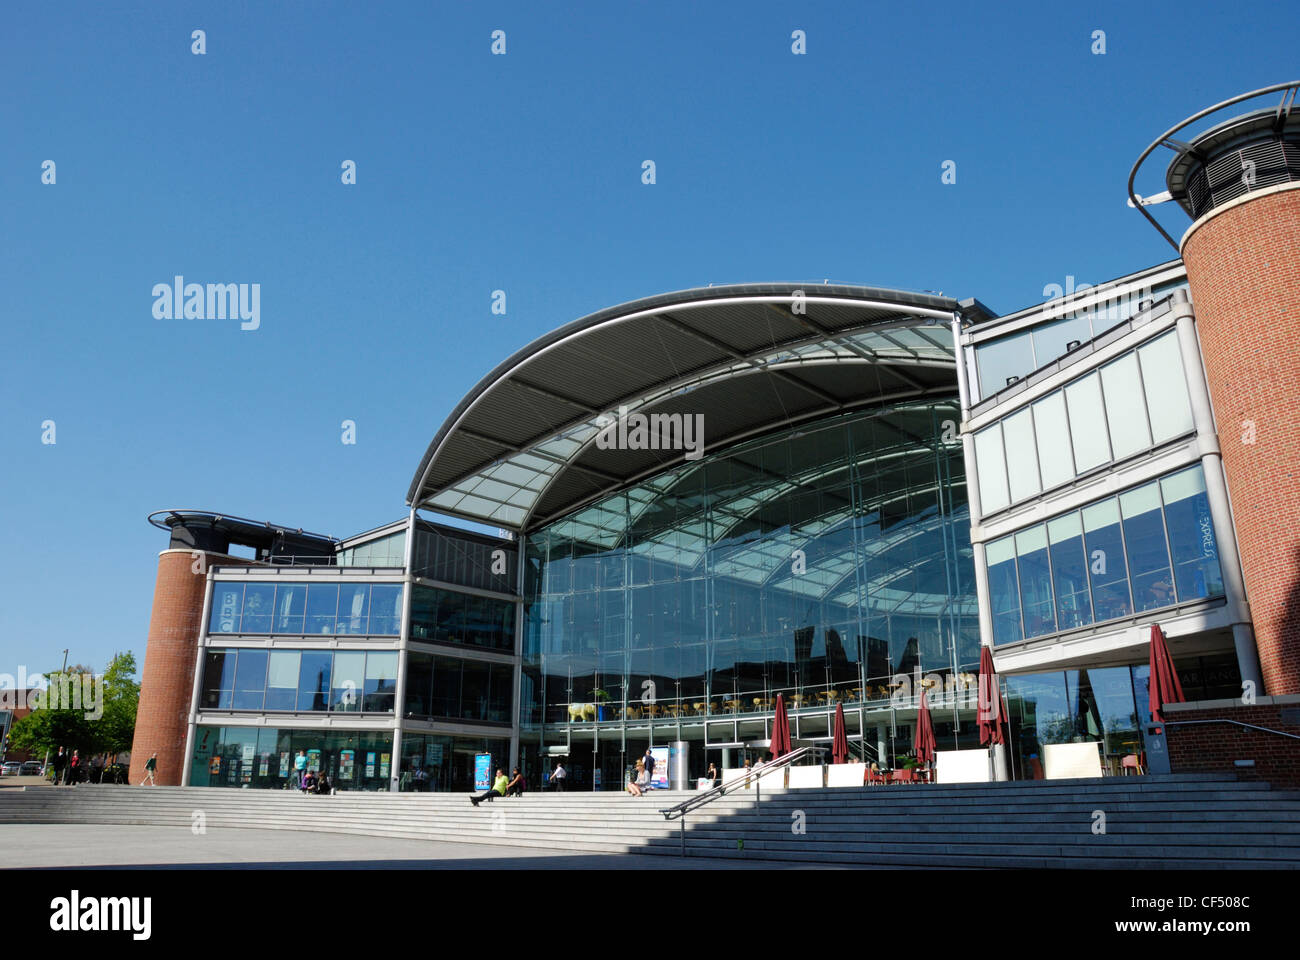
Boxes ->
[1127,81,1300,250]
[1163,718,1300,741]
[659,746,811,822]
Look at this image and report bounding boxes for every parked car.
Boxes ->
[21,761,44,776]
[1,762,22,777]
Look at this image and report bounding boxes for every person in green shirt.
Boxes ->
[140,752,157,787]
[471,768,509,806]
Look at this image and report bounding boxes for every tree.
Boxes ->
[8,652,139,761]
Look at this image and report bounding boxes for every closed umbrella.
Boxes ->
[977,645,1007,747]
[770,693,792,760]
[1148,624,1185,723]
[914,688,937,768]
[831,702,850,765]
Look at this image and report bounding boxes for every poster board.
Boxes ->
[935,749,992,784]
[649,747,669,790]
[339,749,355,780]
[1043,742,1103,780]
[474,753,492,791]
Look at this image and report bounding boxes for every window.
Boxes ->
[1120,483,1175,613]
[1100,353,1152,459]
[1065,373,1110,472]
[305,584,339,635]
[1031,313,1093,369]
[331,652,366,712]
[975,330,1035,399]
[1082,498,1132,621]
[986,537,1022,646]
[1032,391,1075,489]
[241,584,274,634]
[1161,467,1224,601]
[264,651,301,710]
[231,650,268,710]
[272,584,307,634]
[210,585,244,634]
[297,652,332,711]
[1139,333,1195,443]
[201,650,235,709]
[368,585,403,635]
[974,425,1010,514]
[1002,408,1041,502]
[363,652,398,712]
[336,584,370,635]
[1015,525,1055,639]
[1048,513,1092,631]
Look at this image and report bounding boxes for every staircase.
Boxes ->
[2,773,1298,868]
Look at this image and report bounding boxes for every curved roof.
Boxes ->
[408,282,980,531]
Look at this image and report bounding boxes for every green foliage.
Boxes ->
[8,652,139,759]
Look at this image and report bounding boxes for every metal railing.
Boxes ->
[1164,718,1300,741]
[658,746,812,857]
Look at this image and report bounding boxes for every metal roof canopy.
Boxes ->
[408,283,977,532]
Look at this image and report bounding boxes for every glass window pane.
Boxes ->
[305,584,339,635]
[1015,525,1055,639]
[201,650,235,709]
[297,652,332,711]
[1047,513,1092,631]
[209,584,244,634]
[364,652,398,712]
[1119,483,1175,613]
[986,536,1022,646]
[1139,333,1195,443]
[1082,499,1132,621]
[1065,373,1111,472]
[368,585,403,635]
[1032,391,1075,489]
[264,651,301,710]
[1031,313,1093,368]
[1100,353,1152,459]
[272,584,307,634]
[232,649,268,710]
[975,330,1035,399]
[241,584,275,634]
[1160,466,1225,601]
[1003,408,1041,503]
[336,584,371,635]
[974,425,1010,514]
[331,652,366,711]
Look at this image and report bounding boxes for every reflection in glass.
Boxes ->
[242,584,275,634]
[1161,467,1223,601]
[1083,499,1132,621]
[1048,513,1092,631]
[1015,526,1055,639]
[1120,483,1175,612]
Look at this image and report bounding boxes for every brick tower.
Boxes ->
[1138,85,1300,694]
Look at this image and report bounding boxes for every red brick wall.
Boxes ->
[1166,700,1300,789]
[128,551,211,785]
[1182,186,1300,695]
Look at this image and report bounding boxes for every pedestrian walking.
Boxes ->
[140,752,158,786]
[549,761,567,792]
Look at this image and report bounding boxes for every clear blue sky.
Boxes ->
[0,1,1293,678]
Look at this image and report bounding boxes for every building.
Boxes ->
[129,83,1300,792]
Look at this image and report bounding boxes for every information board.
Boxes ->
[474,753,492,791]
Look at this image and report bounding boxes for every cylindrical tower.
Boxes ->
[1131,83,1300,695]
[129,550,211,785]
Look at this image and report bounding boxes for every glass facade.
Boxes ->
[403,651,513,724]
[336,530,406,567]
[189,725,394,791]
[974,332,1195,515]
[409,584,515,651]
[1005,654,1240,778]
[522,401,979,736]
[201,648,398,713]
[987,464,1224,644]
[208,581,403,636]
[396,733,511,792]
[411,524,518,594]
[972,280,1190,401]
